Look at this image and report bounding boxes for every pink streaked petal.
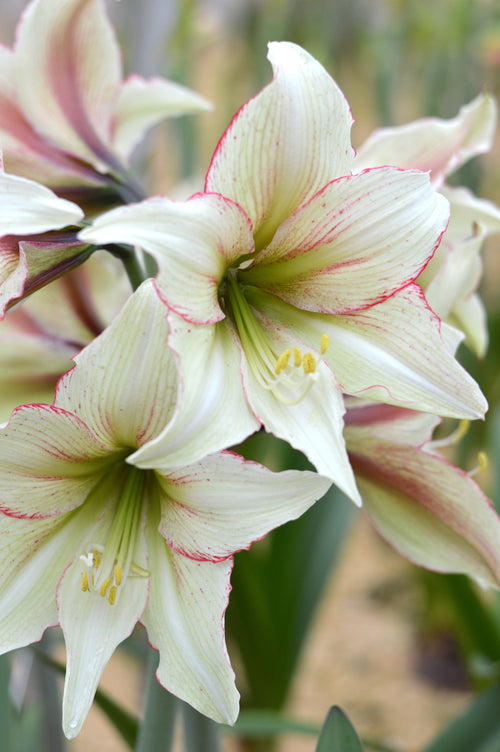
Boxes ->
[0,236,26,317]
[15,0,122,169]
[241,168,449,313]
[206,41,354,249]
[156,452,331,561]
[0,403,112,518]
[0,512,62,653]
[58,494,149,739]
[244,285,487,419]
[344,400,440,447]
[351,439,500,588]
[129,314,259,471]
[55,281,177,449]
[354,94,497,188]
[79,194,254,325]
[141,525,238,724]
[112,75,212,161]
[0,171,83,235]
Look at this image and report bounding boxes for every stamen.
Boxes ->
[469,451,488,478]
[226,274,328,405]
[302,353,316,374]
[79,468,148,606]
[432,419,470,448]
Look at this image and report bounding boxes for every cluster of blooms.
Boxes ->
[1,0,500,739]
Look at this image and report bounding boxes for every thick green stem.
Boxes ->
[107,244,150,291]
[182,701,222,752]
[134,651,177,752]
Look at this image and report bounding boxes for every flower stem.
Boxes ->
[182,701,222,752]
[134,650,177,752]
[106,244,150,291]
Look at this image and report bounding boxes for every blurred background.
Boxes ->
[2,0,500,750]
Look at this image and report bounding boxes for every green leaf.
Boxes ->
[182,701,222,752]
[33,648,139,749]
[316,707,365,752]
[224,709,320,737]
[423,680,500,752]
[134,651,177,752]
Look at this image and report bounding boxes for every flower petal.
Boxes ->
[157,452,332,561]
[15,0,122,169]
[344,400,440,446]
[0,403,111,518]
[206,41,354,248]
[0,171,83,235]
[350,438,500,588]
[241,168,449,313]
[58,490,149,739]
[55,280,178,449]
[441,184,500,241]
[141,528,238,724]
[450,292,488,358]
[354,93,497,187]
[244,285,487,419]
[129,314,259,470]
[112,75,212,161]
[79,194,254,325]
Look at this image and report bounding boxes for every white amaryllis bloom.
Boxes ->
[355,94,500,356]
[0,0,210,190]
[80,42,487,504]
[344,400,500,588]
[0,280,330,738]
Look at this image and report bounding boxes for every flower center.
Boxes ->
[80,466,149,605]
[226,274,328,405]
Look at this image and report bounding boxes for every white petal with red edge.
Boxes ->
[15,0,122,169]
[0,171,83,234]
[113,75,212,161]
[351,439,500,588]
[244,286,487,419]
[157,453,331,561]
[141,530,238,724]
[354,94,497,187]
[79,194,254,325]
[55,280,178,449]
[242,168,449,313]
[206,41,354,248]
[0,404,112,518]
[129,314,259,470]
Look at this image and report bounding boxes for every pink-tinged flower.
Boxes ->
[81,42,486,502]
[344,400,500,588]
[0,0,210,197]
[0,280,330,737]
[355,94,500,356]
[0,251,131,420]
[0,164,87,314]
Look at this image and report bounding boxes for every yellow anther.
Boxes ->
[92,550,101,568]
[114,564,122,586]
[108,586,117,606]
[453,420,470,444]
[100,578,112,597]
[478,451,488,473]
[302,352,316,374]
[81,571,89,592]
[275,349,292,375]
[294,347,302,367]
[320,334,329,355]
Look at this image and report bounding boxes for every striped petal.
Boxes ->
[206,41,354,249]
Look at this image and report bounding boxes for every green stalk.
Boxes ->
[134,651,177,752]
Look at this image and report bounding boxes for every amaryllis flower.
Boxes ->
[344,399,500,588]
[0,280,330,737]
[355,94,500,356]
[81,42,486,502]
[0,0,210,198]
